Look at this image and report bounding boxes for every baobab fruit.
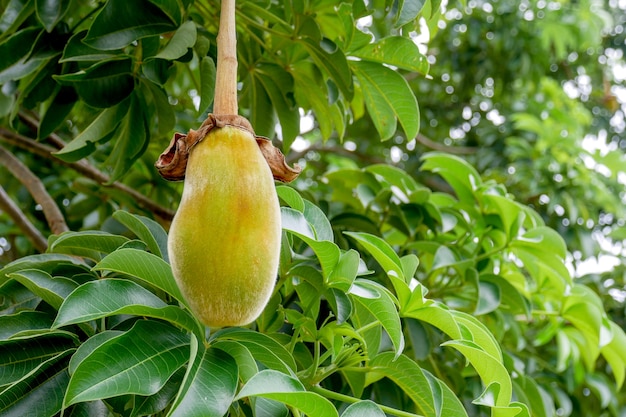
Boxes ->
[165,119,282,328]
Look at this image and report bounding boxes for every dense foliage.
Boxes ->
[1,0,625,416]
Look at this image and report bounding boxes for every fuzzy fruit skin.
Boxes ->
[168,125,281,327]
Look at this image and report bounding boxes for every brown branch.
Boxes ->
[414,133,477,155]
[0,146,69,235]
[18,111,66,150]
[0,128,175,221]
[0,185,48,252]
[213,0,238,115]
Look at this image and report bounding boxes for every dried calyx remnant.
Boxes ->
[155,114,301,183]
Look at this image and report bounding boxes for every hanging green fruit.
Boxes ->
[156,0,300,328]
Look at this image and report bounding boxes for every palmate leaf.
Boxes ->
[236,370,339,417]
[168,336,238,417]
[63,320,189,407]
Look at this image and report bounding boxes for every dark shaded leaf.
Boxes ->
[84,0,177,50]
[63,320,189,406]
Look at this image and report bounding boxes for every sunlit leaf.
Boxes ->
[236,370,339,417]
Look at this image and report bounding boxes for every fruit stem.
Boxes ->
[213,0,238,116]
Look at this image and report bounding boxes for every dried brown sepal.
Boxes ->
[155,114,301,182]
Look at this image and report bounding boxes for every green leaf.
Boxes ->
[327,249,360,292]
[113,210,169,261]
[0,254,88,287]
[394,0,425,27]
[105,91,149,182]
[84,0,177,50]
[601,321,626,388]
[0,27,43,83]
[300,37,353,101]
[63,320,189,406]
[0,0,35,37]
[341,400,385,417]
[303,200,334,242]
[0,349,71,417]
[53,279,198,333]
[281,207,316,240]
[367,352,436,417]
[199,56,216,114]
[277,185,305,212]
[53,99,129,162]
[0,332,75,386]
[420,153,482,205]
[211,340,258,382]
[8,269,77,311]
[35,0,71,32]
[93,248,187,308]
[54,59,135,108]
[60,30,123,62]
[350,280,405,357]
[48,231,130,260]
[38,86,77,139]
[214,328,297,374]
[156,20,196,60]
[0,311,54,340]
[143,79,176,134]
[344,232,403,278]
[351,60,419,141]
[236,370,339,417]
[343,231,411,304]
[475,280,501,316]
[423,369,469,417]
[443,340,511,408]
[168,336,238,417]
[353,37,429,74]
[254,64,300,149]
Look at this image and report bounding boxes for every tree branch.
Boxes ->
[0,185,49,252]
[414,133,477,155]
[0,145,69,235]
[0,128,175,221]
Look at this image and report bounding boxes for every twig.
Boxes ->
[18,111,66,150]
[0,146,69,235]
[213,0,238,115]
[414,133,476,155]
[0,128,175,221]
[0,185,48,252]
